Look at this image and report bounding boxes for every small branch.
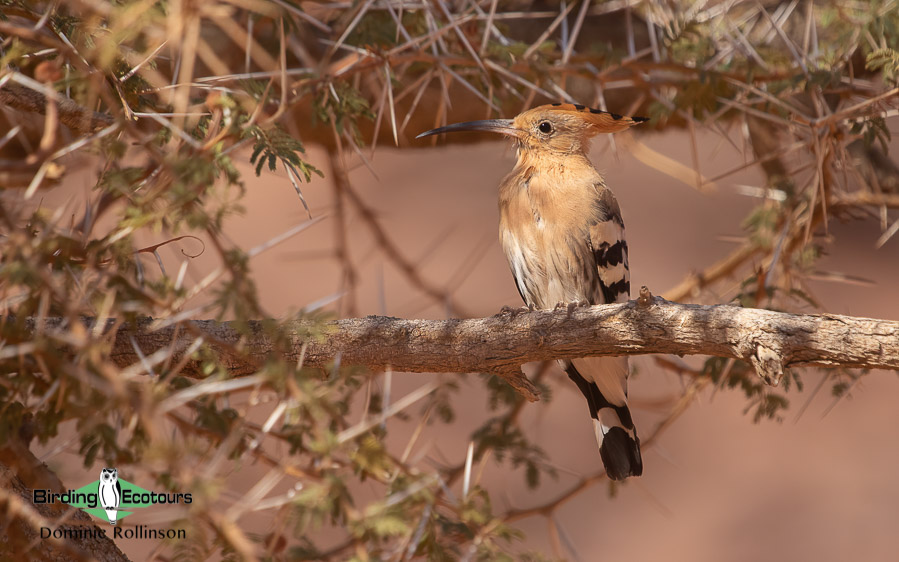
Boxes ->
[341,172,473,317]
[0,83,115,134]
[663,244,759,302]
[13,297,899,400]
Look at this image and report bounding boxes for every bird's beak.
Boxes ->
[416,119,521,139]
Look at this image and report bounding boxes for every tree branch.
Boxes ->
[0,82,115,135]
[15,294,899,401]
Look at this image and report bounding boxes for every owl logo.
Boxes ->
[98,468,122,525]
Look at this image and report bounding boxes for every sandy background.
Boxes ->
[35,125,899,560]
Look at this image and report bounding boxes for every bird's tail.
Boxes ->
[564,362,642,480]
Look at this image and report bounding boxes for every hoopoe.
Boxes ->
[418,103,647,480]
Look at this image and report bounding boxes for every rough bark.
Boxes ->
[15,293,899,402]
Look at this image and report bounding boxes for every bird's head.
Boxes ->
[417,103,647,155]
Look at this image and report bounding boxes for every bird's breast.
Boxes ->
[498,163,600,308]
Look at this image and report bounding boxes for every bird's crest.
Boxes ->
[539,103,648,133]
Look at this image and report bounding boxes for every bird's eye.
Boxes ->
[538,121,553,134]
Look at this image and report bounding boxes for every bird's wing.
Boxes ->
[588,186,630,305]
[572,184,630,402]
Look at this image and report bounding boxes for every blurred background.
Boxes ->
[2,0,899,560]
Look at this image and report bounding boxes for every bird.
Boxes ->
[418,103,647,480]
[98,467,122,525]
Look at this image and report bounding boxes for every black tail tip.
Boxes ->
[600,427,643,481]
